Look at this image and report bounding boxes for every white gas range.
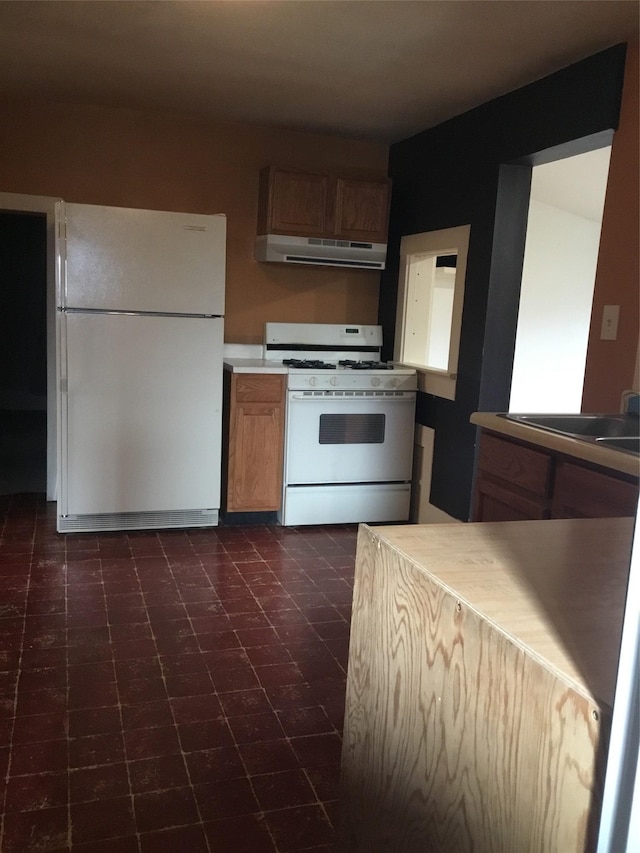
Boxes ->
[264,323,417,526]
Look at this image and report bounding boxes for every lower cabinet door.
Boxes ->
[226,374,285,512]
[551,460,639,518]
[473,473,549,522]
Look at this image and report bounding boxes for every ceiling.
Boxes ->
[0,1,637,144]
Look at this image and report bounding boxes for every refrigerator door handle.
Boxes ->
[60,307,222,319]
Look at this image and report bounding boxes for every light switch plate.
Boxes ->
[600,305,620,340]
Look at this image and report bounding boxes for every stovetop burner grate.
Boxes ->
[282,358,400,371]
[338,360,393,370]
[283,359,337,370]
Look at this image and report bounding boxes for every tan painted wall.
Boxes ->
[0,102,387,342]
[582,41,639,410]
[2,44,635,377]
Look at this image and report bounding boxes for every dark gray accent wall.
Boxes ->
[381,44,627,520]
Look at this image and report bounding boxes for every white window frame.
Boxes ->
[394,224,470,401]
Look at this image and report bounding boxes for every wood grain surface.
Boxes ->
[226,373,285,511]
[339,518,634,853]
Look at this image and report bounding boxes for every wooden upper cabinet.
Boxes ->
[257,166,391,243]
[260,169,330,236]
[334,177,391,243]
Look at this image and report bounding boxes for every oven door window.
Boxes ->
[319,413,385,444]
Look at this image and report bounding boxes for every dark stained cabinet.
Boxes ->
[257,166,391,244]
[473,430,639,523]
[474,433,552,521]
[551,460,639,519]
[474,476,550,522]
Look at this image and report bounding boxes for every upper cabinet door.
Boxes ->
[260,169,330,236]
[60,203,226,315]
[334,178,391,243]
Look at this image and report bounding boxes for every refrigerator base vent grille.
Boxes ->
[57,508,219,534]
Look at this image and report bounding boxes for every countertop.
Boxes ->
[471,411,640,478]
[223,357,287,374]
[222,342,287,373]
[366,516,634,710]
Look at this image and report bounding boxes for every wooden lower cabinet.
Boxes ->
[474,474,549,521]
[552,460,639,518]
[473,432,552,521]
[224,373,285,513]
[473,430,638,522]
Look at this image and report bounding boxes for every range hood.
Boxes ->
[255,234,387,270]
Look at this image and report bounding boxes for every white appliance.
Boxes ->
[56,202,226,533]
[255,234,387,269]
[264,323,417,526]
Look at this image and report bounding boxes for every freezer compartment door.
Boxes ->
[60,203,226,315]
[59,313,223,521]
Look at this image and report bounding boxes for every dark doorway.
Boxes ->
[0,212,48,495]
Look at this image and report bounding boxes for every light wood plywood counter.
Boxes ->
[340,517,635,853]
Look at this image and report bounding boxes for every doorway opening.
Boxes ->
[0,192,59,500]
[509,146,612,412]
[0,212,48,495]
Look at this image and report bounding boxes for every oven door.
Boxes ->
[285,390,416,485]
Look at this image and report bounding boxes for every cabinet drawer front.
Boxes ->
[552,461,639,518]
[478,433,551,496]
[234,374,284,403]
[475,475,549,521]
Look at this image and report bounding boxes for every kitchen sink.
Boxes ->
[595,436,640,455]
[499,413,640,455]
[502,413,640,438]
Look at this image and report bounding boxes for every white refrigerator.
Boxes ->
[56,202,226,533]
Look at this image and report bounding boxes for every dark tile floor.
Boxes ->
[0,494,357,852]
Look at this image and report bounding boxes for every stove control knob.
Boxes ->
[308,377,318,387]
[371,377,381,387]
[330,376,338,386]
[390,378,399,388]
